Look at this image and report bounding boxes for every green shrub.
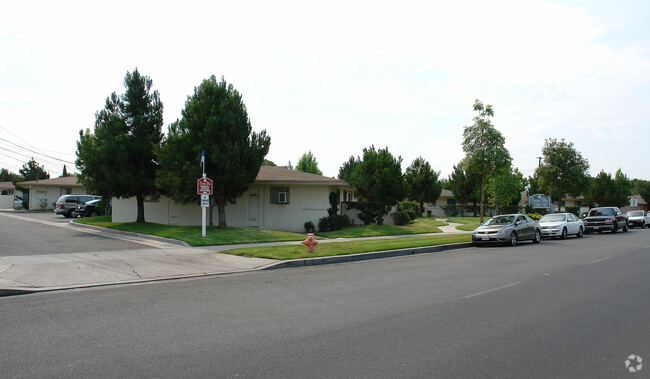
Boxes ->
[391,211,411,226]
[304,221,315,233]
[398,201,419,213]
[406,210,416,221]
[318,217,330,232]
[426,209,432,218]
[526,213,543,221]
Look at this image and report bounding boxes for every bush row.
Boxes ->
[391,210,416,226]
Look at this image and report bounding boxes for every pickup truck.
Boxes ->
[583,206,628,234]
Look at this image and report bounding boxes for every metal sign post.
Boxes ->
[198,150,213,238]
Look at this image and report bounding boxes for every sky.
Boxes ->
[1,0,649,182]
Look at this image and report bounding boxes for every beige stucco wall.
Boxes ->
[112,184,347,233]
[27,186,86,210]
[0,194,13,209]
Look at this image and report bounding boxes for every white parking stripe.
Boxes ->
[462,282,521,299]
[588,256,613,264]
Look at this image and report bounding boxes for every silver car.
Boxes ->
[472,214,542,247]
[538,213,584,239]
[626,210,649,228]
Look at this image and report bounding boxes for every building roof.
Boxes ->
[17,175,83,188]
[255,166,351,186]
[0,181,15,190]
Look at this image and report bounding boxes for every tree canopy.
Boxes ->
[19,158,50,181]
[348,146,407,225]
[76,68,163,223]
[487,167,527,214]
[338,155,359,183]
[447,164,481,216]
[1,168,23,184]
[461,99,511,222]
[585,169,632,208]
[536,138,590,211]
[405,156,442,215]
[157,75,270,229]
[296,151,322,175]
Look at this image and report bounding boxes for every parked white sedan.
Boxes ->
[538,213,584,239]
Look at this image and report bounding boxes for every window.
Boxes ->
[145,193,160,202]
[447,199,456,206]
[271,187,290,204]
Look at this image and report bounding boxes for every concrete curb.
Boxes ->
[262,242,474,269]
[68,221,191,247]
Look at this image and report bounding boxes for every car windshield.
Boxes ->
[85,200,100,205]
[539,214,566,222]
[483,216,515,226]
[627,211,644,216]
[588,208,615,217]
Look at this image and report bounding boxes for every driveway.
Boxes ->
[0,211,166,256]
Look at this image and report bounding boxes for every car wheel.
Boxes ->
[623,222,628,232]
[532,230,541,243]
[577,227,584,238]
[560,228,567,240]
[611,222,617,233]
[90,210,99,217]
[643,221,647,229]
[507,232,518,247]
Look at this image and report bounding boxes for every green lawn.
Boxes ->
[318,217,447,238]
[74,216,471,256]
[444,216,482,231]
[74,216,305,246]
[224,234,471,260]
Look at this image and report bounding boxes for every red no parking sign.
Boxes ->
[197,177,213,195]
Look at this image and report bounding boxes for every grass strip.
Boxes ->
[223,233,472,260]
[74,216,305,246]
[319,218,447,238]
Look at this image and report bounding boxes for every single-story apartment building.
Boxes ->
[112,166,360,233]
[16,175,88,210]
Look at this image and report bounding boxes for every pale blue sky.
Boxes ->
[1,0,648,181]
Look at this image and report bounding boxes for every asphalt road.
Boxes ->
[1,228,649,377]
[0,211,153,256]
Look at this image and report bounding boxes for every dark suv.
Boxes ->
[54,194,100,218]
[583,206,628,234]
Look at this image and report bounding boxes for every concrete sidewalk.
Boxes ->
[0,218,471,296]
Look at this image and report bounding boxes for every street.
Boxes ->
[1,227,649,377]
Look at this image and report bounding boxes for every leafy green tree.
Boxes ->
[536,138,590,212]
[633,179,650,206]
[404,156,442,215]
[157,76,270,229]
[587,169,632,207]
[296,151,322,175]
[19,158,50,181]
[487,167,527,214]
[0,168,22,184]
[349,146,407,225]
[447,164,481,216]
[60,165,70,177]
[262,159,276,166]
[338,155,359,183]
[461,99,512,222]
[76,68,163,223]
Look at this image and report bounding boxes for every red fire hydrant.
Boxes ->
[302,233,318,253]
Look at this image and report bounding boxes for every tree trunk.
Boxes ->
[217,195,227,229]
[481,175,485,224]
[136,193,145,223]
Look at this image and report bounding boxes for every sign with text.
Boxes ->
[197,177,213,195]
[201,194,209,208]
[529,194,551,209]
